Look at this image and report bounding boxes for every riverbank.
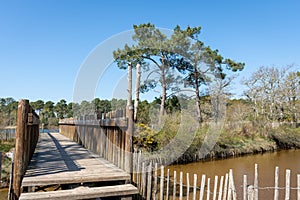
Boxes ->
[175,126,300,164]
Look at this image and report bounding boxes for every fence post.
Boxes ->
[285,169,290,200]
[254,164,258,200]
[229,169,237,200]
[166,169,170,200]
[187,173,190,200]
[146,162,152,200]
[179,171,183,200]
[206,178,210,200]
[218,176,224,200]
[247,185,254,200]
[199,174,205,200]
[142,162,146,198]
[243,175,247,200]
[223,173,228,200]
[173,171,177,200]
[228,172,232,200]
[274,166,279,200]
[213,176,218,200]
[8,153,14,200]
[297,174,300,200]
[154,163,158,200]
[13,99,29,199]
[193,174,197,200]
[160,166,165,200]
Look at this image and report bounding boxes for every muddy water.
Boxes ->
[166,149,300,199]
[0,188,8,200]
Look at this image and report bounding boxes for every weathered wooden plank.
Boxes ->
[100,118,127,128]
[19,184,138,200]
[21,133,131,188]
[22,173,131,187]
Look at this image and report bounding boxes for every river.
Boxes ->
[166,149,300,199]
[0,188,8,200]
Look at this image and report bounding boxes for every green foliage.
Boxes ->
[0,141,15,152]
[134,123,158,151]
[136,100,151,124]
[0,97,17,127]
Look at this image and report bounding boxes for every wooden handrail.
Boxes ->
[11,100,39,200]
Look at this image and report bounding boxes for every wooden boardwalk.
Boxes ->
[19,132,137,200]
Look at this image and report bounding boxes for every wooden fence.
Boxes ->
[0,127,16,141]
[59,107,133,173]
[10,99,39,200]
[132,162,300,200]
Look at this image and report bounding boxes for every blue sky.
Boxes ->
[0,0,299,103]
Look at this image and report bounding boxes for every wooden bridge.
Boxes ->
[10,100,138,200]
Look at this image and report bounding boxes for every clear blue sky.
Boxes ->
[1,0,299,103]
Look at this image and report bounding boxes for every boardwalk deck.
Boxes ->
[20,132,137,199]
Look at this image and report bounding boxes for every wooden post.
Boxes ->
[166,169,170,200]
[137,153,141,192]
[187,173,190,200]
[180,171,183,200]
[154,163,158,200]
[199,174,205,200]
[160,166,165,200]
[213,176,218,200]
[173,171,177,200]
[297,174,300,200]
[142,162,146,198]
[247,185,254,200]
[274,166,279,200]
[193,174,197,200]
[8,153,14,200]
[223,173,228,200]
[146,163,152,200]
[13,99,30,199]
[254,164,258,200]
[206,178,210,200]
[243,175,247,200]
[285,169,290,200]
[218,176,224,200]
[229,169,237,200]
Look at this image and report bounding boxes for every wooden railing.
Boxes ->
[0,127,16,141]
[59,108,133,174]
[11,100,39,200]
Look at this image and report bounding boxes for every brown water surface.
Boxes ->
[0,188,8,200]
[166,149,300,199]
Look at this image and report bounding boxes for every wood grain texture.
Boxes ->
[22,132,131,187]
[20,184,138,200]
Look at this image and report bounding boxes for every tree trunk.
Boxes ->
[134,63,141,122]
[125,62,133,176]
[194,64,203,126]
[159,55,166,125]
[127,62,133,107]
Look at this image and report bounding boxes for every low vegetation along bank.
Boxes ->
[187,126,300,163]
[0,140,14,188]
[134,115,300,164]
